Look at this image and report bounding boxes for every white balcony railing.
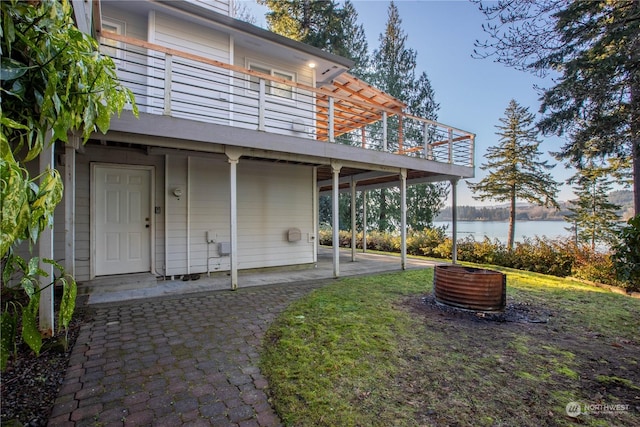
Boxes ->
[100,31,474,168]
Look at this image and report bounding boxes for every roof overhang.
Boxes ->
[96,0,354,86]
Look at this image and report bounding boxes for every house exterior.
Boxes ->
[52,0,475,294]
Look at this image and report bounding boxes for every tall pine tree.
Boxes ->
[368,1,444,232]
[468,100,559,250]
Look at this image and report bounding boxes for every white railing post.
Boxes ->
[164,53,172,115]
[423,122,432,160]
[329,97,335,142]
[382,111,388,152]
[258,78,266,131]
[448,128,453,164]
[470,135,475,167]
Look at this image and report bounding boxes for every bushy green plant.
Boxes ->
[612,215,640,291]
[319,227,630,290]
[508,237,573,277]
[410,227,446,256]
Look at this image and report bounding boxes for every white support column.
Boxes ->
[331,162,342,278]
[39,141,55,336]
[227,148,242,290]
[362,190,367,253]
[451,179,458,264]
[312,167,318,263]
[64,142,77,277]
[400,169,407,270]
[350,176,357,262]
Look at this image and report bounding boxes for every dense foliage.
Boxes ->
[318,228,637,291]
[612,215,640,289]
[1,0,135,370]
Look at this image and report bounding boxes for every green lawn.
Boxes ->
[260,266,640,426]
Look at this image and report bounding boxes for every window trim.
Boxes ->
[246,61,296,101]
[101,18,126,68]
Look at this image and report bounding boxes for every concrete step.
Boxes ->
[78,273,159,295]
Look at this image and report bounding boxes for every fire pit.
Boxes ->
[434,265,506,312]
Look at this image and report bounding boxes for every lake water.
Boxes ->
[433,220,572,243]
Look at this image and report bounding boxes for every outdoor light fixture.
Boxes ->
[172,187,183,198]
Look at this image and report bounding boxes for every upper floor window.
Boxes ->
[248,63,295,100]
[101,18,125,68]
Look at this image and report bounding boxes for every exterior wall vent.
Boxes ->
[287,228,302,242]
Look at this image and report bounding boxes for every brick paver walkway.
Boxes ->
[48,281,326,426]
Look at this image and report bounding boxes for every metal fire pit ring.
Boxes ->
[433,265,506,312]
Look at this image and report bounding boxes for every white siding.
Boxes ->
[149,12,231,124]
[233,45,317,138]
[184,0,231,16]
[188,156,231,274]
[165,156,188,276]
[164,155,315,275]
[237,160,315,269]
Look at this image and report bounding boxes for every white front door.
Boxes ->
[94,165,152,276]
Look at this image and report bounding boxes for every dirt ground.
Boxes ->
[399,294,640,426]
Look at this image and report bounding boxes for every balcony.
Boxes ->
[100,31,474,169]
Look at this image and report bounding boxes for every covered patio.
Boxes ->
[82,247,446,305]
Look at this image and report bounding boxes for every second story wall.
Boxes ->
[149,11,232,123]
[232,44,317,138]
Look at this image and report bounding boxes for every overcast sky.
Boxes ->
[244,0,578,206]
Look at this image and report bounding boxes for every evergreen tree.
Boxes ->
[475,0,640,215]
[367,2,444,232]
[259,0,347,56]
[468,100,559,250]
[340,1,369,79]
[565,161,621,251]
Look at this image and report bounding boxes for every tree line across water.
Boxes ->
[437,191,634,222]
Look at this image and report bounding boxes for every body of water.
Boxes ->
[433,220,573,244]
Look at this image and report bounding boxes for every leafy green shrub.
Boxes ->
[319,227,631,290]
[557,240,619,286]
[433,238,453,260]
[508,237,573,277]
[410,227,446,256]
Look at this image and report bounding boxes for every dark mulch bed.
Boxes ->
[1,291,88,427]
